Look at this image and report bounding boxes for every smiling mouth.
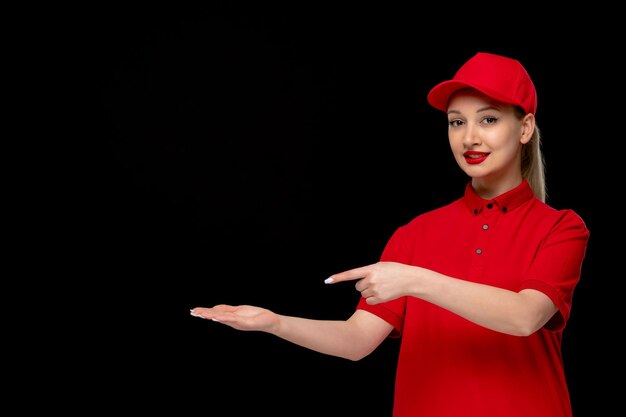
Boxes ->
[464,152,489,158]
[463,152,489,164]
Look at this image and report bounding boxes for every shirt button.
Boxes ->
[502,207,508,213]
[475,248,483,254]
[473,209,478,215]
[482,224,489,230]
[487,203,493,209]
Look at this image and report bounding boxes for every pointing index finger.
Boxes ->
[324,265,371,284]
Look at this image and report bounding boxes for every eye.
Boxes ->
[481,116,498,125]
[448,119,464,128]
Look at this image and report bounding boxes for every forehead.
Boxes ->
[447,88,515,113]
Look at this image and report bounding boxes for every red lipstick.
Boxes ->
[463,151,490,165]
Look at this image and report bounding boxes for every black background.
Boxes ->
[77,5,619,416]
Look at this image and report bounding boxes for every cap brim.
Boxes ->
[427,79,524,113]
[427,80,474,112]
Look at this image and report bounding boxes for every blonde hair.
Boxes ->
[521,124,546,203]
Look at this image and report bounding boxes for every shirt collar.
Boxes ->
[464,179,535,216]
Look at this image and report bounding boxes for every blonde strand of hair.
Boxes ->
[521,125,547,203]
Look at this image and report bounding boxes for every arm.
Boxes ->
[328,262,557,337]
[190,305,393,361]
[415,269,556,336]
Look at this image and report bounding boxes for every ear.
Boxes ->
[520,113,535,145]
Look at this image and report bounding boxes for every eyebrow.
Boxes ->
[447,105,501,116]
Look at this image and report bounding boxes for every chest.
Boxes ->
[409,210,547,289]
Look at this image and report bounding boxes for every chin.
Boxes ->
[462,167,491,180]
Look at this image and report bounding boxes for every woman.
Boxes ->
[191,52,589,417]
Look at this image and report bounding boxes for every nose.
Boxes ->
[462,123,481,147]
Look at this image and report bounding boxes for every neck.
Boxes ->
[471,176,523,200]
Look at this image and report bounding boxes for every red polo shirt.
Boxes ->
[357,179,589,417]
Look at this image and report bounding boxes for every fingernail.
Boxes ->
[324,277,334,284]
[211,318,220,322]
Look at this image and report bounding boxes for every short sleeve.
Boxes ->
[519,210,590,331]
[356,225,410,336]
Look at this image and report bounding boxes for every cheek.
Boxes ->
[500,135,524,152]
[483,132,516,151]
[448,133,462,150]
[493,141,523,164]
[448,137,466,162]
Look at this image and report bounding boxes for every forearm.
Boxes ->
[191,304,391,359]
[271,312,380,360]
[412,269,556,336]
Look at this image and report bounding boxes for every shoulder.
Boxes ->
[395,197,464,235]
[533,200,590,239]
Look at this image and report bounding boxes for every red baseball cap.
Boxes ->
[427,52,537,115]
